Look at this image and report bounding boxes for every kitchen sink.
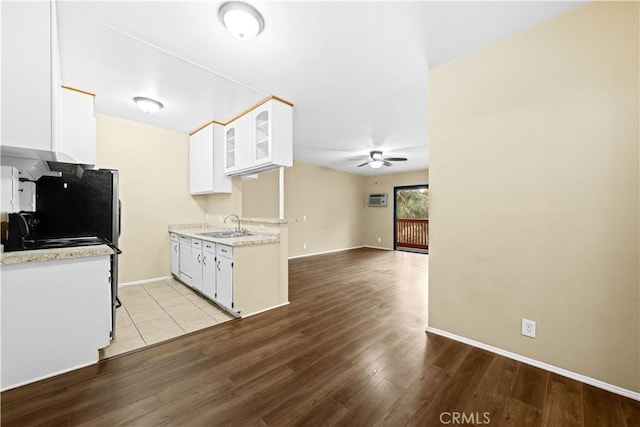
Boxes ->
[197,230,254,238]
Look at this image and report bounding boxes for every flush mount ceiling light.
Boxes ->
[218,1,265,40]
[133,97,163,114]
[370,160,385,169]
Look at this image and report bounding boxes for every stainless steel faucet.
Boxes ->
[224,214,241,232]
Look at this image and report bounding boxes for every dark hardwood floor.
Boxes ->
[1,248,638,426]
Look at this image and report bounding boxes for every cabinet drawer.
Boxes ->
[179,235,191,245]
[203,241,215,253]
[192,239,202,249]
[216,245,233,259]
[170,233,178,242]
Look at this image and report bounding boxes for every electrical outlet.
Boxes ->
[303,215,307,221]
[521,319,536,338]
[377,237,382,242]
[303,243,307,249]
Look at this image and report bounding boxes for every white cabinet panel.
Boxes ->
[1,167,19,213]
[216,254,233,311]
[170,234,180,277]
[179,236,192,285]
[191,239,203,292]
[18,181,36,212]
[58,89,95,165]
[190,123,231,195]
[202,242,216,299]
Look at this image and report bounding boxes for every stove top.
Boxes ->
[23,236,109,250]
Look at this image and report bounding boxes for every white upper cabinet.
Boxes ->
[224,98,293,176]
[190,122,232,195]
[1,0,57,158]
[250,99,293,171]
[1,1,95,168]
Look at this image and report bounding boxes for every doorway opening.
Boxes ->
[394,185,429,254]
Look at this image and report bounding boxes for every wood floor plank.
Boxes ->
[541,373,584,427]
[408,347,494,425]
[462,355,520,424]
[500,398,544,427]
[0,248,636,427]
[582,383,626,427]
[510,363,549,409]
[620,395,640,427]
[281,396,348,427]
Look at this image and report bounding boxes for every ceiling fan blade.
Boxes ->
[357,162,370,167]
[347,156,371,161]
[383,161,393,166]
[383,157,407,161]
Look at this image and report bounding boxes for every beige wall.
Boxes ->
[242,169,279,218]
[362,170,428,249]
[428,1,639,392]
[96,114,208,283]
[243,161,366,258]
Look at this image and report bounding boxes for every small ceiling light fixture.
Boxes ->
[370,151,384,168]
[218,1,265,40]
[133,96,163,114]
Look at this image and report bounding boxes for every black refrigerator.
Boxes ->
[36,169,121,339]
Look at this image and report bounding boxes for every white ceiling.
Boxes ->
[57,0,587,176]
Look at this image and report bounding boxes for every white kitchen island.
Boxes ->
[1,245,113,391]
[169,217,293,318]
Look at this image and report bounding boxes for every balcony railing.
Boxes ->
[396,218,428,250]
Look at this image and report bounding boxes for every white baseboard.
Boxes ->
[119,276,171,287]
[241,301,290,318]
[288,246,365,260]
[425,327,640,401]
[362,245,393,251]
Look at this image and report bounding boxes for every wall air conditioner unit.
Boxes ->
[368,193,387,207]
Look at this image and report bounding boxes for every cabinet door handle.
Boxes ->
[174,245,177,253]
[202,255,206,266]
[217,261,221,271]
[197,254,201,263]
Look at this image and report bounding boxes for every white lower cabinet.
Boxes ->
[170,233,179,277]
[1,256,111,390]
[216,245,234,311]
[178,236,192,285]
[202,242,216,299]
[191,239,203,292]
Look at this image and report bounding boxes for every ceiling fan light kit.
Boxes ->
[353,150,408,169]
[218,1,265,40]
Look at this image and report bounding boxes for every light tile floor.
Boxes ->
[100,278,235,359]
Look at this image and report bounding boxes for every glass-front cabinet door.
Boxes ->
[225,126,236,170]
[255,109,270,162]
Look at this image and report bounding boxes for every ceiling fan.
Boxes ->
[352,150,408,169]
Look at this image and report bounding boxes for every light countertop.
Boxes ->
[168,226,279,246]
[1,245,114,265]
